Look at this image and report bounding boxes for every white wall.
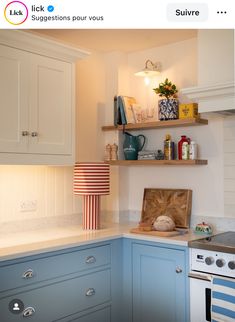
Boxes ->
[76,52,106,162]
[0,166,80,224]
[224,116,235,217]
[126,118,224,219]
[198,29,234,86]
[128,38,198,109]
[118,38,225,220]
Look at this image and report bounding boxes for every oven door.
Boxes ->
[189,272,212,322]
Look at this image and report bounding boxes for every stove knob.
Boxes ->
[228,261,235,270]
[216,259,225,268]
[205,257,214,265]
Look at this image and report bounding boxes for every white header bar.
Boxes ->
[0,0,234,29]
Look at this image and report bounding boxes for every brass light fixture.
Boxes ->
[135,59,161,77]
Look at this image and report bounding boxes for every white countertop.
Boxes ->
[0,223,203,261]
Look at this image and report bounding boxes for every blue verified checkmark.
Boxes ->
[47,5,54,12]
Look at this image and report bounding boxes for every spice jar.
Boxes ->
[111,143,118,161]
[104,144,111,161]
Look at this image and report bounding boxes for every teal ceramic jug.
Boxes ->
[123,132,146,160]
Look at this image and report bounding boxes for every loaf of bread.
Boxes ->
[153,215,175,232]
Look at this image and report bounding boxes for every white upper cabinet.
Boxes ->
[29,54,72,155]
[0,30,89,165]
[0,45,29,153]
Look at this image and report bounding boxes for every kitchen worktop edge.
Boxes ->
[0,223,204,261]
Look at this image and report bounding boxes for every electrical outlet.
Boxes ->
[20,200,37,212]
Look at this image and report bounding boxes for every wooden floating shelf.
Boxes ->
[107,159,208,166]
[101,118,208,132]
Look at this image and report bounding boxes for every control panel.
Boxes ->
[190,248,235,278]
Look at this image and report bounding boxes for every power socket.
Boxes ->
[20,200,37,212]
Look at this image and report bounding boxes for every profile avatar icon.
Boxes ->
[13,303,20,311]
[9,298,24,314]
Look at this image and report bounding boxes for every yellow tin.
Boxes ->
[179,103,198,119]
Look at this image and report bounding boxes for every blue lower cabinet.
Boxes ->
[0,238,189,322]
[132,242,188,322]
[0,239,123,322]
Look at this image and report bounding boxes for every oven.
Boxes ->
[188,232,235,322]
[189,270,212,322]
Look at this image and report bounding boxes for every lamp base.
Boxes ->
[83,195,100,230]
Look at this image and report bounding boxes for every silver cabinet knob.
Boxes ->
[85,256,96,264]
[31,132,38,137]
[22,131,29,136]
[176,267,183,273]
[86,288,96,297]
[23,307,35,317]
[22,269,34,279]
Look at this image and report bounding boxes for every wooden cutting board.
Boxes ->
[130,228,181,237]
[140,188,192,229]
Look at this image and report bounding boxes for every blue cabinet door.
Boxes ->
[132,243,187,322]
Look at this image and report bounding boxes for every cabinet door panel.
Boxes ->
[0,45,28,152]
[29,54,72,155]
[133,244,186,322]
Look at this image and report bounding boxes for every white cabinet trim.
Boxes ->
[181,82,235,114]
[0,30,90,62]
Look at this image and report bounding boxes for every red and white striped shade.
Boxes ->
[73,162,110,230]
[74,162,110,196]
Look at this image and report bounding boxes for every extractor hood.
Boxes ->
[181,81,235,115]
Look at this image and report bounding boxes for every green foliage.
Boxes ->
[153,78,178,99]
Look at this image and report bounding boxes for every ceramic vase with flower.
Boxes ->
[153,78,179,121]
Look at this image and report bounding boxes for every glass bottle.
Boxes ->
[164,134,174,160]
[189,141,198,160]
[178,135,188,160]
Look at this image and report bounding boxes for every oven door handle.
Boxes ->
[188,272,212,282]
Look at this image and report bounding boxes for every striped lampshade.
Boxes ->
[74,162,110,195]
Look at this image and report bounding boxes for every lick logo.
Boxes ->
[4,1,28,25]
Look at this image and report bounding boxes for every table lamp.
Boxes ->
[73,162,110,230]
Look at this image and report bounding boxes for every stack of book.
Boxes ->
[114,96,135,125]
[114,96,158,126]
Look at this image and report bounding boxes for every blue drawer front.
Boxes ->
[0,244,110,293]
[65,306,111,322]
[0,269,111,321]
